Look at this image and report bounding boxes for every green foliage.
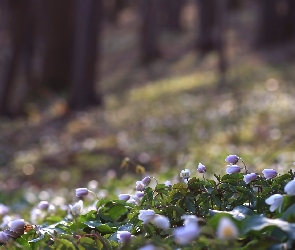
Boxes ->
[3,158,295,249]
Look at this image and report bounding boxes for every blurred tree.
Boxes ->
[160,0,185,32]
[257,0,295,47]
[139,0,161,64]
[0,0,35,116]
[195,0,228,87]
[42,0,74,92]
[68,0,103,110]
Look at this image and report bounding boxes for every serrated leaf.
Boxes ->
[96,224,115,234]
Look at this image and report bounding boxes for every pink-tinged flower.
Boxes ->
[69,200,83,216]
[118,194,130,201]
[142,176,151,186]
[181,215,199,226]
[165,181,172,187]
[117,231,132,243]
[216,217,239,239]
[180,169,191,179]
[262,169,277,179]
[174,222,199,245]
[284,178,295,195]
[9,219,25,234]
[136,181,145,191]
[75,188,89,197]
[265,194,283,212]
[243,173,257,184]
[38,201,50,210]
[138,209,156,224]
[225,155,240,164]
[0,231,9,243]
[226,165,241,174]
[152,215,170,230]
[197,163,206,173]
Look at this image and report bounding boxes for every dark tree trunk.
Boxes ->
[161,0,185,32]
[0,0,34,117]
[68,0,103,111]
[196,0,217,53]
[41,0,74,92]
[257,0,295,47]
[139,0,161,64]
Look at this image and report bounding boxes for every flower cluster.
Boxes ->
[138,209,170,230]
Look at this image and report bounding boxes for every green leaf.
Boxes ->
[55,238,76,250]
[107,204,128,221]
[15,237,32,250]
[184,197,196,213]
[78,237,102,250]
[96,224,115,234]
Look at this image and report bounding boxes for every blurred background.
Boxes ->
[1,0,295,205]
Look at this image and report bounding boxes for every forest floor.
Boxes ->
[1,2,295,208]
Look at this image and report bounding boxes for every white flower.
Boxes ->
[138,209,156,224]
[164,181,172,187]
[180,169,191,179]
[136,181,145,191]
[216,217,239,239]
[30,208,46,224]
[142,176,151,186]
[118,194,130,201]
[174,222,199,245]
[117,231,131,243]
[284,178,295,195]
[48,204,56,214]
[69,200,83,216]
[136,191,145,199]
[262,169,277,179]
[265,194,283,212]
[181,215,198,226]
[152,215,170,230]
[243,173,257,184]
[226,165,241,174]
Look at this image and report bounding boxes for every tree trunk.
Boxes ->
[41,0,74,92]
[68,0,103,111]
[161,0,185,32]
[257,0,295,47]
[196,0,217,53]
[0,0,33,117]
[139,0,161,64]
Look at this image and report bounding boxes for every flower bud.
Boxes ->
[0,231,9,243]
[262,169,277,179]
[285,178,295,195]
[69,200,83,216]
[197,163,206,173]
[138,244,157,250]
[142,176,151,186]
[0,204,9,216]
[9,219,25,234]
[226,165,241,174]
[180,169,191,179]
[265,194,283,212]
[118,194,130,201]
[38,201,50,210]
[138,209,156,224]
[136,181,145,191]
[117,231,132,243]
[75,188,89,198]
[152,215,170,230]
[225,155,240,164]
[136,191,145,199]
[243,173,257,184]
